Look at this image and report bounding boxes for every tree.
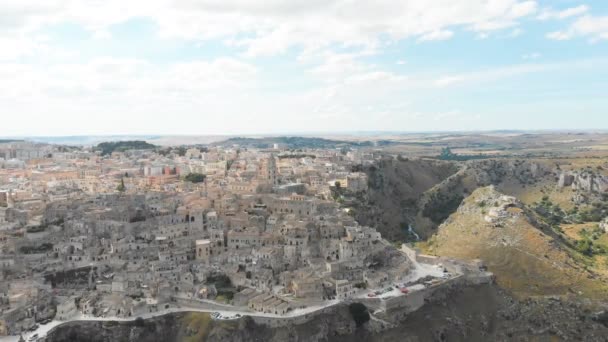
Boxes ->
[575,238,593,256]
[176,147,187,157]
[184,173,206,183]
[134,317,145,327]
[117,178,126,192]
[439,147,455,160]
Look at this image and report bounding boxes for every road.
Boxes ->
[355,259,447,300]
[0,299,342,342]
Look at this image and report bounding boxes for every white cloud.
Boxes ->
[0,0,541,58]
[537,5,589,21]
[0,32,80,61]
[0,55,265,135]
[418,30,454,42]
[509,1,538,17]
[307,51,371,81]
[345,71,406,84]
[431,59,605,89]
[547,15,608,42]
[92,30,112,40]
[0,56,257,104]
[6,0,608,135]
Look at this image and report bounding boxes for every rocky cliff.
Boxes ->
[46,283,608,342]
[351,157,458,241]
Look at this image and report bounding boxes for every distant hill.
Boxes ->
[95,140,158,155]
[15,135,162,146]
[213,136,395,149]
[0,139,23,144]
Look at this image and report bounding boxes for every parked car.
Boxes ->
[367,293,376,297]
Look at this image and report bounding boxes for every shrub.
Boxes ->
[575,239,593,256]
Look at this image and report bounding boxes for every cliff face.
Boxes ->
[352,157,459,241]
[45,308,356,342]
[46,284,608,342]
[558,170,608,193]
[45,313,273,342]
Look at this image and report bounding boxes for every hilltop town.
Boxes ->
[0,140,491,340]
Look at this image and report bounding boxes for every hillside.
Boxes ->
[413,158,556,237]
[422,186,608,300]
[351,157,559,240]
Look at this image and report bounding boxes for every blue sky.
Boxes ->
[1,0,607,136]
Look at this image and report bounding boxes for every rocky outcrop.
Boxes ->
[557,170,608,193]
[601,218,608,233]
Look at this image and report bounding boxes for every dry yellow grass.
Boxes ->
[427,187,608,300]
[561,223,593,240]
[181,312,212,342]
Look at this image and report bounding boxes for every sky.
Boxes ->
[1,0,608,136]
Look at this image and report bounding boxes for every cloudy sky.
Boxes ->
[1,0,608,136]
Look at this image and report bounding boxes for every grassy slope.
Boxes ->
[561,223,608,278]
[423,186,608,300]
